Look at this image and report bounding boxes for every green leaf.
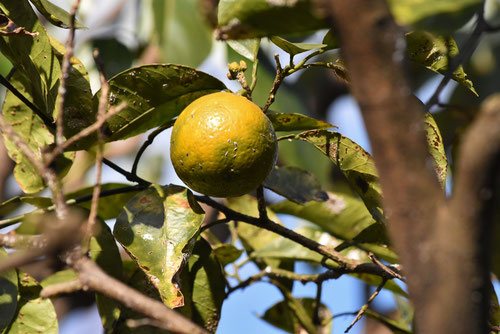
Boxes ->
[322,29,339,50]
[253,225,341,264]
[227,39,260,61]
[113,239,224,334]
[261,297,332,334]
[406,31,477,95]
[98,64,226,142]
[113,185,205,308]
[227,195,294,290]
[0,197,23,216]
[212,243,243,266]
[90,219,123,331]
[264,166,328,204]
[6,272,58,334]
[217,0,327,40]
[0,249,18,332]
[40,269,77,287]
[271,192,390,250]
[283,130,384,223]
[112,266,166,334]
[425,113,448,188]
[388,0,481,33]
[270,36,326,56]
[176,239,225,333]
[1,72,74,193]
[0,0,60,119]
[28,0,85,29]
[50,37,96,147]
[268,111,334,132]
[253,226,405,296]
[152,0,212,68]
[67,183,143,220]
[364,309,412,333]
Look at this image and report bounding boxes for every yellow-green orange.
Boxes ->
[170,92,277,197]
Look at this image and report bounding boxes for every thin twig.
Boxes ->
[262,54,284,113]
[84,49,108,244]
[0,116,67,219]
[55,0,81,146]
[0,74,149,186]
[0,184,147,229]
[313,281,324,325]
[40,279,83,298]
[195,195,402,279]
[344,279,387,333]
[45,102,125,163]
[199,218,231,233]
[250,58,259,92]
[368,253,404,281]
[131,121,174,176]
[256,185,268,221]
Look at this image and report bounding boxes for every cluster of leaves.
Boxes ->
[0,0,498,333]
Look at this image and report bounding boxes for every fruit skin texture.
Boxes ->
[170,92,277,197]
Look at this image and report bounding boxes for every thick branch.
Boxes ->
[324,1,476,333]
[72,257,207,334]
[431,95,500,334]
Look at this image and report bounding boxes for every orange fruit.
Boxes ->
[170,92,277,197]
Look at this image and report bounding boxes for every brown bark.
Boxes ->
[325,1,499,333]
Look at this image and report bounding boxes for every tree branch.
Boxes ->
[195,195,401,279]
[71,257,208,334]
[323,1,488,333]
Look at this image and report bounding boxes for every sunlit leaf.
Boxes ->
[261,297,332,334]
[152,0,212,67]
[0,249,18,332]
[98,64,226,142]
[424,113,448,188]
[227,195,294,290]
[40,269,77,287]
[271,191,391,252]
[283,130,384,223]
[28,0,85,29]
[364,309,412,333]
[253,226,405,296]
[90,219,123,331]
[114,185,205,308]
[268,111,334,132]
[406,31,477,95]
[0,0,60,119]
[227,39,260,61]
[217,0,327,39]
[1,72,74,193]
[6,272,58,334]
[270,36,326,56]
[67,183,144,220]
[388,0,481,33]
[264,166,328,204]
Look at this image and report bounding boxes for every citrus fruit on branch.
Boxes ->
[170,92,278,197]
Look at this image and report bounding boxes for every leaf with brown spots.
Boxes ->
[269,111,334,132]
[282,130,384,223]
[113,184,205,308]
[424,113,448,188]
